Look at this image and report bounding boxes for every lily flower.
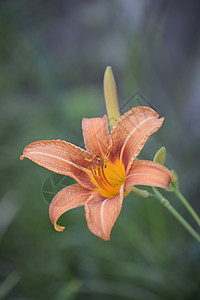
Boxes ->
[20,106,172,240]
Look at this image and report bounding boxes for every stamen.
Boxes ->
[93,166,112,192]
[98,164,112,191]
[72,163,95,177]
[86,152,125,196]
[99,161,120,194]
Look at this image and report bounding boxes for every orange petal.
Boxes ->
[109,106,164,173]
[20,140,96,190]
[82,115,110,157]
[49,184,91,231]
[84,185,124,240]
[125,160,173,189]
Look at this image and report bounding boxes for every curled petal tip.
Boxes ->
[54,223,65,232]
[49,184,91,234]
[20,155,25,160]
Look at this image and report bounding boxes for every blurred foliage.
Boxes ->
[0,0,200,299]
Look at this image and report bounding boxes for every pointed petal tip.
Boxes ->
[160,116,164,124]
[20,155,24,160]
[103,235,110,241]
[89,227,111,241]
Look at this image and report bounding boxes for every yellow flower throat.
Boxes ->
[88,154,126,198]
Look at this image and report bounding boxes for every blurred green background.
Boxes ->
[1,1,200,299]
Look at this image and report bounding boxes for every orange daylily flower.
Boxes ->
[21,106,172,240]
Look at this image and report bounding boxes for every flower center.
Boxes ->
[89,153,126,198]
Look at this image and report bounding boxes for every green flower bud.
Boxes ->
[153,147,166,165]
[103,66,120,129]
[171,169,179,188]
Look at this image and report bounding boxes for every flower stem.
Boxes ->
[131,186,149,198]
[152,187,200,243]
[173,188,200,227]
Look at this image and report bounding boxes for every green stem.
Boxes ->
[173,188,200,227]
[152,187,200,243]
[131,186,149,198]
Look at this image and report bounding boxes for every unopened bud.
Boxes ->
[153,147,166,165]
[171,169,179,188]
[103,66,120,130]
